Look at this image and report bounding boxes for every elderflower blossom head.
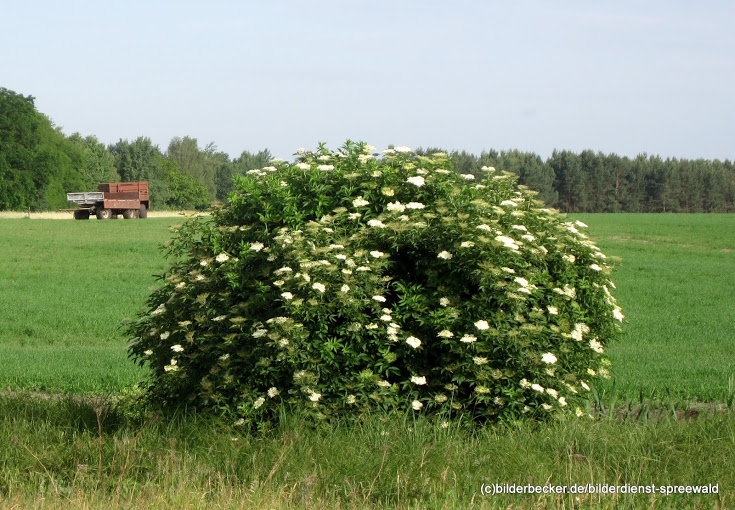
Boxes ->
[407,175,425,187]
[589,338,604,353]
[367,219,386,228]
[406,336,422,349]
[514,277,529,288]
[495,235,520,251]
[541,352,557,364]
[387,201,405,212]
[410,375,427,385]
[612,307,625,322]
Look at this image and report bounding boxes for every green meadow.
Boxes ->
[0,218,172,394]
[0,214,733,508]
[1,214,732,401]
[572,213,735,404]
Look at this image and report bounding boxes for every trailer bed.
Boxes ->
[66,192,105,205]
[65,181,150,220]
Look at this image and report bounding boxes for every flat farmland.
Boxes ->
[572,213,735,403]
[1,213,734,509]
[0,218,176,393]
[1,214,734,401]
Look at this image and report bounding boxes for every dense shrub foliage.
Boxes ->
[127,141,623,426]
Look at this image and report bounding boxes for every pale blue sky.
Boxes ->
[3,1,733,161]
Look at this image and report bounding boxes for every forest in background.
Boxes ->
[2,87,734,213]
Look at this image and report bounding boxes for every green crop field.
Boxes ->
[1,214,734,509]
[0,218,174,394]
[1,214,733,401]
[572,213,735,403]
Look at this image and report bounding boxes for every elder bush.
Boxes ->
[127,141,623,426]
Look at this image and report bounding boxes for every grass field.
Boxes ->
[0,213,733,508]
[0,218,173,393]
[572,213,735,403]
[1,214,732,401]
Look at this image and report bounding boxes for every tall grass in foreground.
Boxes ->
[0,394,731,509]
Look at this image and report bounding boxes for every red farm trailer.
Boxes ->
[66,181,150,220]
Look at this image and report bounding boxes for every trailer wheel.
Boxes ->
[96,208,112,220]
[122,209,136,219]
[139,204,148,219]
[73,210,90,220]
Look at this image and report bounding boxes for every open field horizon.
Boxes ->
[0,213,733,508]
[0,210,207,220]
[2,213,733,401]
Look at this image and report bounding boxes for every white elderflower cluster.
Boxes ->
[130,141,622,427]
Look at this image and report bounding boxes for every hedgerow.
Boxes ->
[127,141,623,427]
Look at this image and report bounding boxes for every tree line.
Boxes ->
[446,149,735,213]
[0,88,271,211]
[2,87,734,212]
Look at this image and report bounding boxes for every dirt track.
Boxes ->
[0,211,205,220]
